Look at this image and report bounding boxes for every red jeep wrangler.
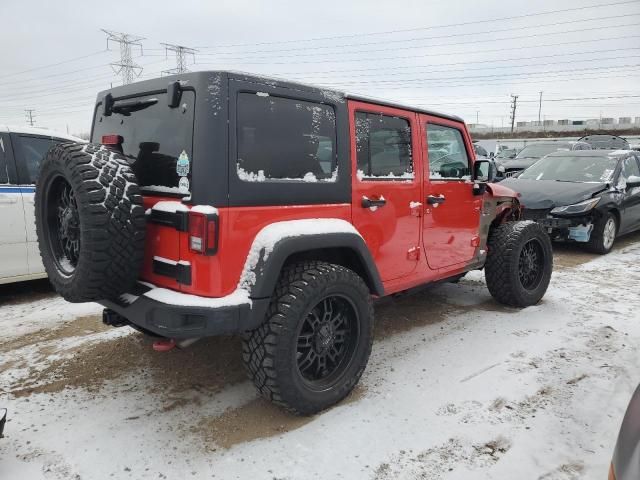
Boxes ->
[35,71,553,414]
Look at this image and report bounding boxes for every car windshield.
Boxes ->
[515,144,570,159]
[518,155,619,183]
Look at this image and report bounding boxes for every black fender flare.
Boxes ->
[247,232,384,300]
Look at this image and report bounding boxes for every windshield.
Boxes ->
[519,155,619,182]
[515,144,570,159]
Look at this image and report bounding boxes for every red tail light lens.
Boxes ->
[101,134,123,145]
[188,213,205,253]
[188,211,219,255]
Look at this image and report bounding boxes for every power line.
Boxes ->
[161,43,197,75]
[0,50,108,80]
[195,0,640,48]
[195,22,640,61]
[193,34,640,66]
[199,12,640,56]
[102,29,145,85]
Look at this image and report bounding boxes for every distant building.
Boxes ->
[543,119,555,126]
[601,118,615,125]
[634,117,640,125]
[517,121,529,127]
[619,117,632,124]
[558,119,570,125]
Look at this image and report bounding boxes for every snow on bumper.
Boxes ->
[100,284,268,338]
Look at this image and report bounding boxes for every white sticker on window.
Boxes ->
[176,150,190,177]
[178,176,190,192]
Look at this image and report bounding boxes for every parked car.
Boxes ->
[578,134,629,150]
[501,150,640,254]
[494,140,591,180]
[494,148,519,160]
[33,71,553,415]
[0,126,85,284]
[609,383,640,480]
[472,141,489,159]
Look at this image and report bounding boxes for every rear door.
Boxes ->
[349,101,422,281]
[420,117,482,270]
[0,132,29,279]
[619,154,640,233]
[91,90,196,290]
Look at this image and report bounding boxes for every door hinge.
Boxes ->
[407,246,421,261]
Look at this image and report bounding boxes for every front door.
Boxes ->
[0,132,29,279]
[350,101,422,282]
[619,154,640,234]
[419,117,482,270]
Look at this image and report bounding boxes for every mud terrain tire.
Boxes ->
[242,261,374,415]
[35,143,145,302]
[485,221,553,308]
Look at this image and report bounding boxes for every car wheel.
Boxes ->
[485,221,553,308]
[586,212,617,255]
[35,143,146,302]
[242,261,373,415]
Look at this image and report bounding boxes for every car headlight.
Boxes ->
[497,165,506,173]
[550,197,600,215]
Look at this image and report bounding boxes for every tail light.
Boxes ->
[188,211,219,255]
[101,134,123,146]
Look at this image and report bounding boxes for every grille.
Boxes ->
[521,208,552,221]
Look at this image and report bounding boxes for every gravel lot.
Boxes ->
[1,232,640,480]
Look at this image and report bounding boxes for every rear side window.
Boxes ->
[92,91,195,195]
[13,135,62,184]
[355,112,413,180]
[0,134,9,184]
[236,93,337,182]
[426,124,471,180]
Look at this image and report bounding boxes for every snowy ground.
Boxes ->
[1,233,640,480]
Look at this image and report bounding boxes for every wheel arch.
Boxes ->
[248,233,384,299]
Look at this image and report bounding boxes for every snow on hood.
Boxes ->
[500,178,608,210]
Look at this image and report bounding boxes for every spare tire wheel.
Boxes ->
[35,143,146,302]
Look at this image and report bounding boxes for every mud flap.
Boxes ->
[0,408,7,438]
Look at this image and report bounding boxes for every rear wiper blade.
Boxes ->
[112,98,158,115]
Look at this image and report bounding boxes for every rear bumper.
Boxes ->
[100,285,270,339]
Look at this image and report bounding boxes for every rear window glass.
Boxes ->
[91,91,195,195]
[13,135,65,184]
[236,93,337,182]
[355,112,413,180]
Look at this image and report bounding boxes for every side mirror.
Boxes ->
[627,175,640,188]
[474,159,496,183]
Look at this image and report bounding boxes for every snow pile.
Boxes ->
[144,286,251,309]
[239,218,360,289]
[151,201,189,213]
[237,165,338,183]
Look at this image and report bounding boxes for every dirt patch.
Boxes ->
[0,314,107,354]
[553,230,640,270]
[374,289,460,339]
[7,333,246,399]
[195,386,365,450]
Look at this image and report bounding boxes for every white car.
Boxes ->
[0,125,85,284]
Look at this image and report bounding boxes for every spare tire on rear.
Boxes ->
[35,142,146,302]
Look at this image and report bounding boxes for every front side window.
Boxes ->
[236,93,337,182]
[14,135,61,184]
[426,124,470,179]
[355,112,413,180]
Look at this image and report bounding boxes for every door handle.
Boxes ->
[361,196,387,208]
[427,195,446,205]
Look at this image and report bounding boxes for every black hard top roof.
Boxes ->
[96,70,465,123]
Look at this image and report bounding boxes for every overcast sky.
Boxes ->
[1,0,639,134]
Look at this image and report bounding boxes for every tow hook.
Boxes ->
[102,308,129,328]
[152,337,200,352]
